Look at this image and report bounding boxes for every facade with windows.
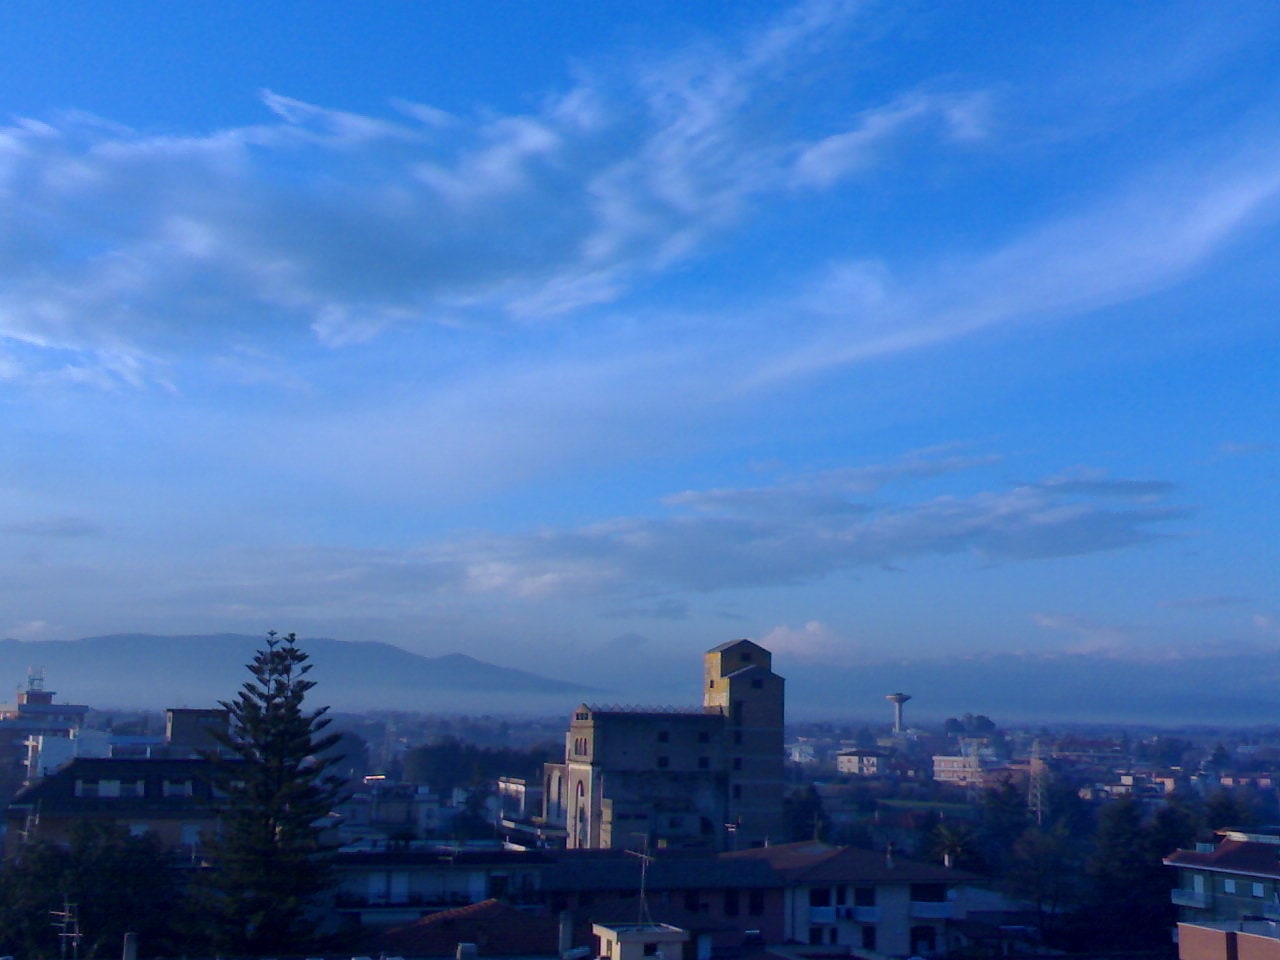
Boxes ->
[836,750,886,777]
[4,756,225,857]
[1164,832,1280,960]
[1165,831,1280,926]
[723,840,995,957]
[543,640,785,851]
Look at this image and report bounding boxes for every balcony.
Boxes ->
[910,901,953,919]
[809,906,837,925]
[853,906,880,923]
[1171,889,1210,908]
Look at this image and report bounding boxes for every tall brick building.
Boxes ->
[542,639,785,851]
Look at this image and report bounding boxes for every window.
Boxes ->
[164,779,193,798]
[75,780,99,798]
[861,927,877,951]
[129,823,149,837]
[643,944,659,957]
[836,886,847,906]
[749,889,764,916]
[732,784,742,799]
[657,756,670,769]
[684,890,700,912]
[810,887,832,907]
[911,883,947,903]
[576,711,590,720]
[698,732,710,743]
[734,731,743,745]
[98,779,122,798]
[657,731,670,743]
[725,889,740,916]
[733,758,742,771]
[120,779,143,798]
[698,757,709,769]
[751,678,763,689]
[1224,879,1236,894]
[855,887,876,907]
[1255,882,1266,898]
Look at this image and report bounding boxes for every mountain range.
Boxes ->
[0,634,595,714]
[0,634,1276,727]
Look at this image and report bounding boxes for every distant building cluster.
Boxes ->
[9,639,1280,960]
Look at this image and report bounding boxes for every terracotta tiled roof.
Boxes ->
[721,841,979,884]
[1164,839,1280,879]
[541,850,781,891]
[365,899,560,957]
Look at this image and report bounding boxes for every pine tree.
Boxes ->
[201,632,345,955]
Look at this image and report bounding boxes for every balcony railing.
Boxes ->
[1171,889,1209,908]
[809,906,837,925]
[910,901,952,919]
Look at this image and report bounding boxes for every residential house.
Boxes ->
[722,840,995,956]
[5,755,223,858]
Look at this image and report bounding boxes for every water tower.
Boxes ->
[886,692,912,734]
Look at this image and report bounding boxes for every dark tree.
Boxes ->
[200,632,345,956]
[1079,795,1175,951]
[926,820,984,871]
[783,784,830,842]
[0,822,183,959]
[977,777,1030,872]
[1002,823,1082,942]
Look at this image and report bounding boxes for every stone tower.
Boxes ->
[703,639,786,848]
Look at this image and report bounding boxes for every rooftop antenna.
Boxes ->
[51,898,82,960]
[626,834,654,925]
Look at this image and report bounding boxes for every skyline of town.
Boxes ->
[1,2,1276,705]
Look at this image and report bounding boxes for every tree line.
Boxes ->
[0,632,344,959]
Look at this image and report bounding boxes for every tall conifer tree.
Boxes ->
[203,631,344,955]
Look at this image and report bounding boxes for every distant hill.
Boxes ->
[0,634,596,713]
[2,633,1274,726]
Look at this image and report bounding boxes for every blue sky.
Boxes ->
[0,1,1277,698]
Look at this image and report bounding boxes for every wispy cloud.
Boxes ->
[1,516,103,538]
[757,135,1280,381]
[0,0,1003,390]
[1161,594,1250,610]
[118,458,1186,621]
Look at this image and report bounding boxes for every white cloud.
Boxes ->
[758,136,1280,382]
[760,620,849,661]
[0,1,989,387]
[129,459,1185,617]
